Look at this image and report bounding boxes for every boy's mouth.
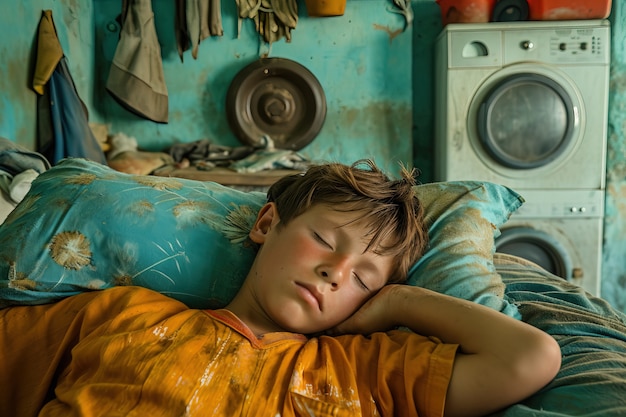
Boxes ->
[295,282,323,311]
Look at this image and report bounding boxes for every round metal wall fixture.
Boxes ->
[226,58,327,151]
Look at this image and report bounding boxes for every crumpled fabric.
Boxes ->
[236,0,298,45]
[106,0,168,123]
[0,137,50,223]
[230,136,310,173]
[167,139,257,167]
[175,0,223,62]
[390,0,413,30]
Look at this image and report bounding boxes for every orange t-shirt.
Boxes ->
[0,287,457,417]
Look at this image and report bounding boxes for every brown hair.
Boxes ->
[267,159,428,283]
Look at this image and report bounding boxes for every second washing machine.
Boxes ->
[495,189,603,295]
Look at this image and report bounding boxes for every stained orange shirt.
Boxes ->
[0,286,457,417]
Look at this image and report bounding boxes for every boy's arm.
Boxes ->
[331,285,561,417]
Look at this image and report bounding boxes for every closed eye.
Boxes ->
[313,232,333,250]
[354,273,370,291]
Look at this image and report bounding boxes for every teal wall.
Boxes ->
[0,1,95,148]
[1,0,625,312]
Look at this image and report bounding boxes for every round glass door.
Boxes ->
[477,73,578,169]
[496,227,572,280]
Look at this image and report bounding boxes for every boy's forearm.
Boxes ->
[386,285,545,355]
[385,285,561,417]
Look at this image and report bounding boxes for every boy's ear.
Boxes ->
[249,202,279,244]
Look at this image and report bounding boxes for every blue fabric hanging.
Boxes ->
[46,57,107,165]
[33,10,106,165]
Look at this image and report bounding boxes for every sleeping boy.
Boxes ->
[0,159,561,417]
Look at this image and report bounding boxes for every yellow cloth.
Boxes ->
[32,10,63,95]
[0,287,457,417]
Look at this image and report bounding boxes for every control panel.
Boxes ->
[503,24,610,65]
[512,189,605,219]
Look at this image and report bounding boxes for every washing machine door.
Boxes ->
[476,73,578,169]
[496,226,573,280]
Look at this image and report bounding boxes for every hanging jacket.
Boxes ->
[106,0,169,123]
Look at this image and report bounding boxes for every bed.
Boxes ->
[0,158,625,416]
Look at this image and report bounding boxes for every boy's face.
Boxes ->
[245,202,394,335]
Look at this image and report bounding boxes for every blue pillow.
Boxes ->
[0,158,522,318]
[409,182,523,318]
[0,158,265,308]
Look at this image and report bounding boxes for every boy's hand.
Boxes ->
[327,284,406,335]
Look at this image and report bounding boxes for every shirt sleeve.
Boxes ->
[0,287,187,417]
[331,330,458,417]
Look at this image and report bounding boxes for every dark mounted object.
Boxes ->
[226,58,327,151]
[492,0,529,21]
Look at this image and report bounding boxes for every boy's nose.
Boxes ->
[317,256,351,288]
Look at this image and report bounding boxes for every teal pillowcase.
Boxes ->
[0,158,522,318]
[409,182,523,319]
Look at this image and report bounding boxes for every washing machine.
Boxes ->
[495,189,603,295]
[434,19,610,190]
[433,20,610,296]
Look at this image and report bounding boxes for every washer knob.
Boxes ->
[521,40,534,50]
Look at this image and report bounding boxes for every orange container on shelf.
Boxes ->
[305,0,347,17]
[436,0,496,25]
[526,0,612,20]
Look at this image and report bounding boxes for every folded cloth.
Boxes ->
[106,0,168,123]
[0,137,51,177]
[0,137,50,223]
